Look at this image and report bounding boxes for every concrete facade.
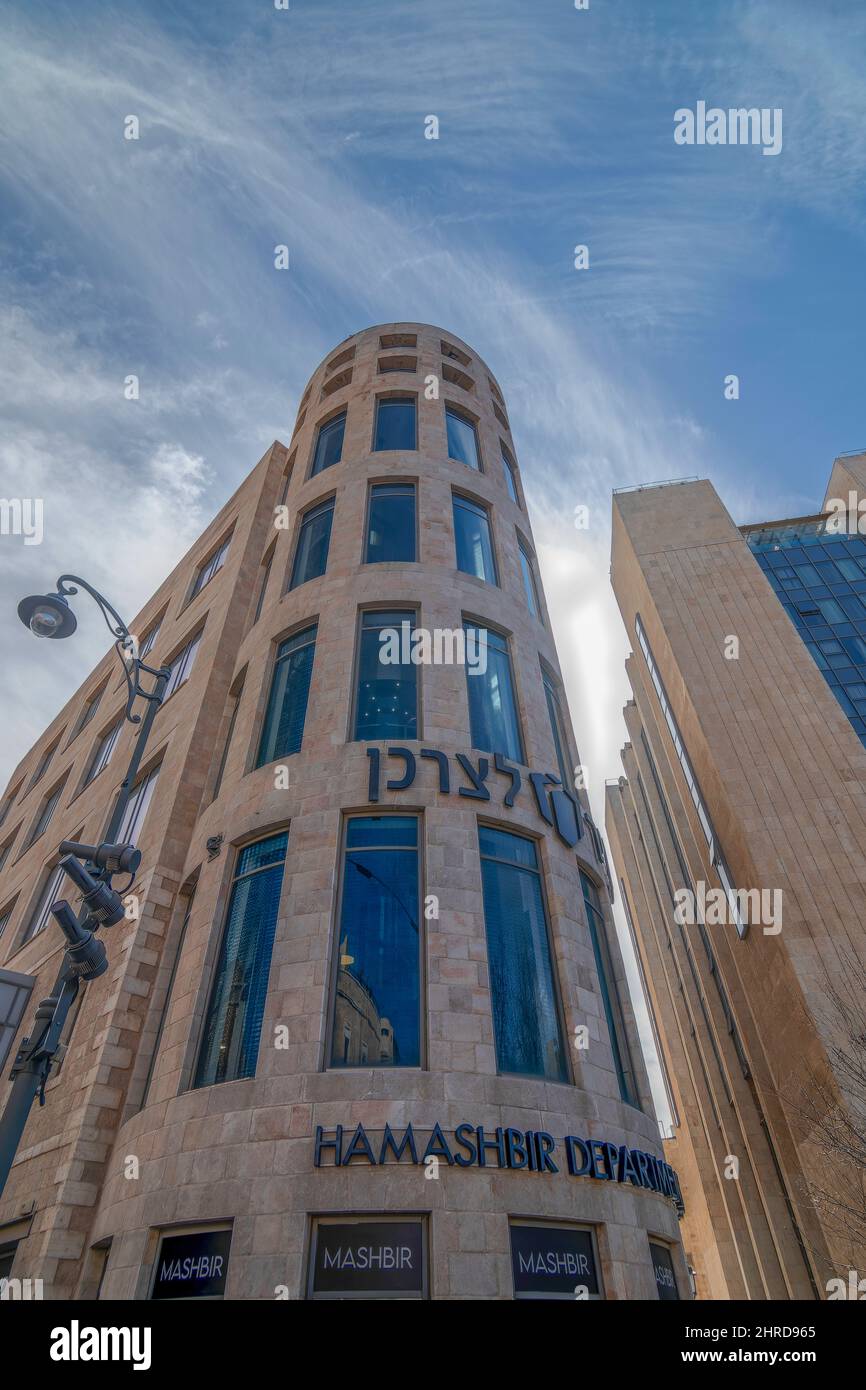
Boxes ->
[605,466,866,1300]
[0,324,685,1300]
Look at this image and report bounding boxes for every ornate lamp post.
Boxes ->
[0,577,170,1196]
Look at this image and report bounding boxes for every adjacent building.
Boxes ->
[0,323,686,1301]
[605,458,866,1300]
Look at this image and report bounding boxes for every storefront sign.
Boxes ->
[649,1241,679,1300]
[366,746,583,848]
[510,1224,599,1298]
[314,1122,684,1213]
[151,1229,231,1300]
[311,1221,424,1298]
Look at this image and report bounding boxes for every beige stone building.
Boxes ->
[0,323,686,1301]
[605,460,866,1300]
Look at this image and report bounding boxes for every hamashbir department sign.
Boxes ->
[314,1122,684,1213]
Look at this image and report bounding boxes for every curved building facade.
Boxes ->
[0,324,686,1300]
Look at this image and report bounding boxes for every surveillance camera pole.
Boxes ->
[0,577,170,1197]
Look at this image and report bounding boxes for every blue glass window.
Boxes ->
[374,397,416,451]
[542,668,572,790]
[464,623,523,762]
[581,871,637,1104]
[330,816,420,1068]
[453,495,497,583]
[446,408,480,470]
[354,610,418,741]
[366,484,416,563]
[478,826,567,1082]
[518,537,542,620]
[256,625,317,765]
[290,498,334,589]
[194,833,288,1087]
[311,412,346,475]
[501,446,519,504]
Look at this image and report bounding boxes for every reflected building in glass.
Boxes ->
[0,325,686,1302]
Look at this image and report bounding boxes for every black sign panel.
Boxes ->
[649,1241,679,1300]
[510,1224,599,1299]
[311,1221,424,1298]
[151,1229,231,1300]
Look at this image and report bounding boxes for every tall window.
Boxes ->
[0,966,33,1071]
[479,826,567,1082]
[366,484,416,563]
[139,622,161,660]
[194,833,288,1087]
[518,537,542,620]
[463,623,523,762]
[28,782,63,847]
[330,816,420,1068]
[374,397,416,451]
[29,739,58,791]
[252,549,274,624]
[453,495,497,584]
[289,499,334,589]
[501,446,519,504]
[163,633,201,699]
[85,720,122,786]
[354,610,418,741]
[257,625,317,765]
[115,766,160,846]
[581,871,637,1105]
[212,680,245,801]
[542,667,572,790]
[446,407,480,470]
[311,411,346,476]
[75,688,103,738]
[23,862,66,943]
[190,535,230,598]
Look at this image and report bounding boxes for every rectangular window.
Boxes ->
[28,739,59,791]
[23,862,66,943]
[85,720,122,785]
[289,498,334,589]
[542,668,572,790]
[374,397,416,452]
[366,484,416,563]
[453,495,497,584]
[311,411,346,475]
[580,870,637,1105]
[212,682,244,801]
[139,622,161,659]
[479,826,567,1082]
[191,536,230,598]
[502,447,519,504]
[0,967,34,1072]
[75,688,103,737]
[164,633,201,699]
[518,537,542,620]
[28,782,63,847]
[463,623,523,762]
[330,816,420,1069]
[446,407,480,470]
[115,766,160,846]
[252,550,273,624]
[194,832,288,1087]
[256,625,317,765]
[353,610,418,741]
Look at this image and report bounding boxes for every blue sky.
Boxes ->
[1,0,864,1111]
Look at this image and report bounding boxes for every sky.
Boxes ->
[1,0,865,1121]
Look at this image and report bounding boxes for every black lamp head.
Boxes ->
[17,592,77,640]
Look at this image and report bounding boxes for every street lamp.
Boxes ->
[0,576,171,1197]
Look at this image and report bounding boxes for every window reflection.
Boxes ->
[464,623,523,762]
[354,610,418,741]
[331,816,420,1068]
